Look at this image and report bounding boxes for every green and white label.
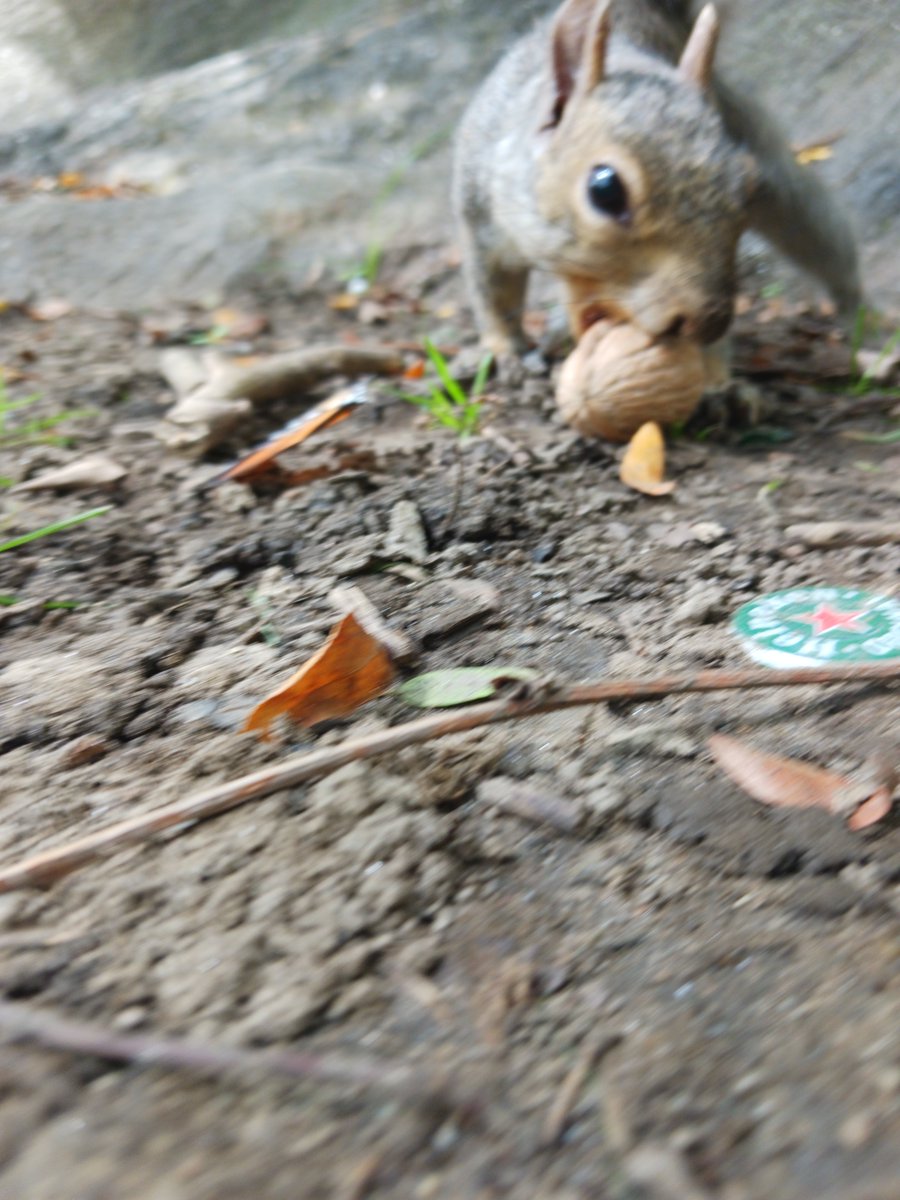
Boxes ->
[732,586,900,669]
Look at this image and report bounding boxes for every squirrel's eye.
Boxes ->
[586,165,629,220]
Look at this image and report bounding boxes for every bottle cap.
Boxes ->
[732,586,900,669]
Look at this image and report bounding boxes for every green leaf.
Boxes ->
[737,426,794,446]
[424,339,467,408]
[396,666,539,709]
[0,505,112,554]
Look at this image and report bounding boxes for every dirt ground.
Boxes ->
[0,245,898,1200]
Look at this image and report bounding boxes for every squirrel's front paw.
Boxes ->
[695,379,773,430]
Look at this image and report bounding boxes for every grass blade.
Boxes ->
[471,352,494,400]
[0,505,112,554]
[424,339,467,408]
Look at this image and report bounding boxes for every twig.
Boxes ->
[1,661,897,892]
[784,521,900,549]
[0,1000,452,1109]
[542,1029,622,1147]
[162,345,405,407]
[158,344,404,454]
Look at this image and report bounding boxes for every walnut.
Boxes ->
[556,321,705,443]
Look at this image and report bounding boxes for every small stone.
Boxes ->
[113,1005,149,1031]
[673,586,726,625]
[689,520,729,545]
[59,734,110,769]
[358,299,388,325]
[580,778,627,825]
[531,540,558,563]
[384,499,428,565]
[203,567,239,590]
[212,483,257,514]
[837,1112,873,1149]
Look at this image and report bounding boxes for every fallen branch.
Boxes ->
[0,1000,455,1110]
[157,344,404,455]
[1,661,897,892]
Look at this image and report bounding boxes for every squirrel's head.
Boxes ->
[535,0,756,343]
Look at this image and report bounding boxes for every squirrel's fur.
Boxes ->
[453,0,861,358]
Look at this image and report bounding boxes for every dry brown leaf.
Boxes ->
[26,298,73,322]
[328,293,360,311]
[13,455,127,492]
[242,612,395,740]
[708,733,852,812]
[211,307,269,340]
[847,786,894,831]
[708,734,896,829]
[619,421,675,496]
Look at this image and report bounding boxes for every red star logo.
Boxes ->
[793,605,868,636]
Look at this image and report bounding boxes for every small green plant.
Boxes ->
[760,281,786,301]
[189,323,231,346]
[245,588,282,648]
[847,309,900,389]
[401,339,493,537]
[340,242,383,290]
[403,339,492,439]
[0,378,96,448]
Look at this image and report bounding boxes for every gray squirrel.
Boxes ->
[452,0,861,360]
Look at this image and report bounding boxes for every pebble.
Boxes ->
[531,540,558,563]
[59,734,110,769]
[689,520,729,545]
[673,586,727,625]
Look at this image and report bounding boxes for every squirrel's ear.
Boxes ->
[548,0,612,126]
[678,3,720,90]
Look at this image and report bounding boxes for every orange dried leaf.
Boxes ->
[403,359,426,381]
[242,612,395,739]
[220,388,362,483]
[708,733,852,813]
[619,421,675,496]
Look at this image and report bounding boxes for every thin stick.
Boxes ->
[542,1030,622,1147]
[1,661,897,892]
[0,1000,450,1108]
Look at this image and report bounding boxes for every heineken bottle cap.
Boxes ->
[732,586,900,670]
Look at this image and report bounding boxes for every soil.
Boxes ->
[0,252,898,1200]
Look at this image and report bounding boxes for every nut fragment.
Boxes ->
[556,321,705,442]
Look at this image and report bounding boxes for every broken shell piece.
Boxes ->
[556,320,705,442]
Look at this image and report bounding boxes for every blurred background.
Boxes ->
[0,0,896,311]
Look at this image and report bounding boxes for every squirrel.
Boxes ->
[452,0,862,361]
